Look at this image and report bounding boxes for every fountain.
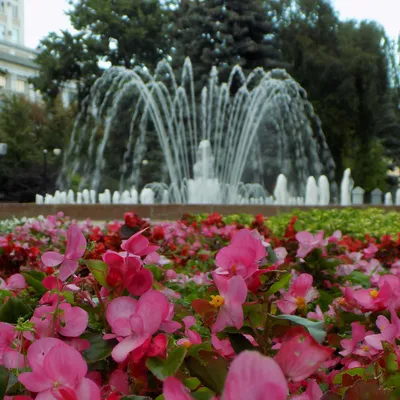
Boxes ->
[340,168,353,206]
[305,177,318,206]
[57,58,336,204]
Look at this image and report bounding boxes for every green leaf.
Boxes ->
[146,346,187,381]
[0,298,31,323]
[81,333,117,363]
[318,290,335,312]
[0,290,12,303]
[227,333,255,354]
[86,260,109,288]
[184,377,201,390]
[266,246,278,263]
[24,270,46,281]
[346,271,372,288]
[0,366,9,398]
[333,368,366,385]
[186,342,213,359]
[294,220,303,232]
[185,352,228,394]
[265,273,292,296]
[192,387,215,400]
[145,265,164,281]
[61,290,75,304]
[22,272,47,295]
[270,314,327,343]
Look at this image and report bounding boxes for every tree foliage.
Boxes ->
[170,0,285,91]
[32,0,169,103]
[0,96,75,201]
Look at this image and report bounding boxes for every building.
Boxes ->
[0,0,75,105]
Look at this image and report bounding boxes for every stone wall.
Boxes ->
[0,203,399,221]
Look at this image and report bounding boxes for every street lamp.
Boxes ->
[0,143,7,156]
[43,148,61,195]
[0,144,7,201]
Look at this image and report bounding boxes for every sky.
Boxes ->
[25,0,400,49]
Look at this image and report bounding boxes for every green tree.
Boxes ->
[30,31,102,103]
[0,96,74,201]
[269,0,395,190]
[171,0,284,91]
[32,0,170,103]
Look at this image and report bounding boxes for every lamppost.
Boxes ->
[43,148,61,195]
[0,143,7,201]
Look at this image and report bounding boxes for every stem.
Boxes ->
[93,283,108,331]
[263,296,273,355]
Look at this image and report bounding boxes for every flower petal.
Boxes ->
[65,224,87,260]
[106,297,137,332]
[41,252,64,267]
[163,377,193,400]
[19,371,53,393]
[74,377,101,400]
[58,259,79,282]
[111,334,148,363]
[222,351,288,400]
[43,344,87,386]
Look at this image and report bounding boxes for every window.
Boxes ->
[0,2,4,13]
[11,28,18,43]
[0,75,6,88]
[0,24,5,41]
[12,4,17,19]
[16,79,25,93]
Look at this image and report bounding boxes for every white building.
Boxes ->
[0,0,75,105]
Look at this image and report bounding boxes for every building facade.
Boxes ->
[0,0,75,105]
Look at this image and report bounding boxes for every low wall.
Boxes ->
[1,203,400,221]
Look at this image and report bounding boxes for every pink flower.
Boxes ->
[18,338,100,399]
[0,322,24,369]
[177,316,202,347]
[211,333,235,358]
[0,274,27,290]
[275,274,319,315]
[275,328,334,382]
[121,228,160,264]
[339,322,367,356]
[328,230,342,244]
[41,224,87,281]
[353,282,392,311]
[210,274,248,333]
[365,315,398,350]
[363,243,378,259]
[274,247,288,267]
[106,291,170,363]
[307,305,324,321]
[291,379,322,400]
[296,231,327,259]
[160,304,182,333]
[109,369,129,395]
[163,351,288,400]
[215,229,266,279]
[27,302,88,339]
[103,250,153,296]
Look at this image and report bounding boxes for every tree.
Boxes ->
[0,96,75,201]
[171,0,284,91]
[32,0,170,103]
[268,0,395,190]
[30,31,102,103]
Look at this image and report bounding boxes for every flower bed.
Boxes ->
[0,210,400,399]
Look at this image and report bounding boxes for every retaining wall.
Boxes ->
[1,203,400,221]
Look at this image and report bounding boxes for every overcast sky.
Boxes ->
[25,0,400,49]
